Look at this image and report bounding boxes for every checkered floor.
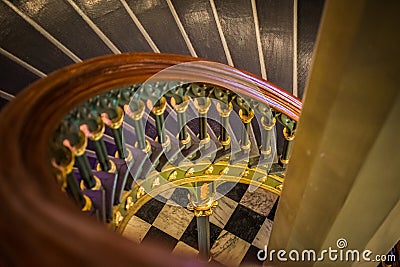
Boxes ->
[122,182,279,267]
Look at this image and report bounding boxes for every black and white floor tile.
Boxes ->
[122,182,279,267]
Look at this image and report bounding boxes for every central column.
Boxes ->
[187,177,218,261]
[196,215,211,260]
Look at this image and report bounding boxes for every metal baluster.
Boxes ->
[66,130,98,189]
[235,96,254,151]
[56,120,98,189]
[195,97,211,146]
[278,114,296,166]
[259,105,276,159]
[239,108,254,151]
[77,101,115,173]
[150,97,170,150]
[217,103,233,148]
[191,84,213,148]
[112,127,126,158]
[214,88,234,148]
[124,100,151,153]
[171,95,190,148]
[51,144,91,211]
[91,119,112,172]
[99,92,128,160]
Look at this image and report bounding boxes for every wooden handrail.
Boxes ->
[0,53,301,266]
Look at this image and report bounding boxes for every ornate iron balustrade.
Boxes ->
[0,53,301,267]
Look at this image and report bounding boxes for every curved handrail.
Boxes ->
[0,53,301,266]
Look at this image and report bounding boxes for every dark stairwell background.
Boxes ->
[0,0,324,109]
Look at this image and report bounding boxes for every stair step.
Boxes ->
[94,171,118,222]
[83,189,106,222]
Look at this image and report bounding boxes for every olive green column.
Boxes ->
[269,1,400,266]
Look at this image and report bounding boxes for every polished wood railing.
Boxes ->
[0,53,301,267]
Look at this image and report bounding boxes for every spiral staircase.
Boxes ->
[0,1,399,267]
